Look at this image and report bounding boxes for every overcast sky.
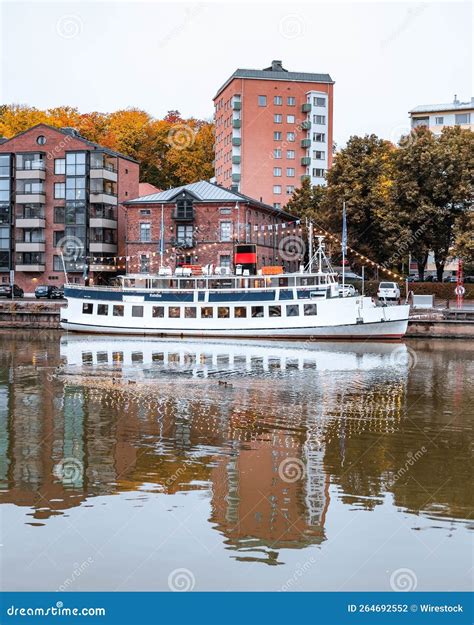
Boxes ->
[0,1,472,146]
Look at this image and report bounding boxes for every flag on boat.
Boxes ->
[342,202,347,254]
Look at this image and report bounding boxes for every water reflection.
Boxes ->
[0,333,472,565]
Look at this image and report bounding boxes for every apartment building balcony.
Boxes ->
[301,120,311,130]
[15,263,45,272]
[90,217,118,229]
[89,192,118,205]
[232,156,241,164]
[233,101,241,110]
[16,168,46,180]
[90,167,118,183]
[15,241,45,252]
[172,208,195,221]
[89,242,118,254]
[16,193,46,204]
[16,217,46,228]
[301,175,311,182]
[302,103,312,113]
[232,138,241,147]
[301,157,311,166]
[301,139,311,148]
[232,119,241,129]
[232,173,241,182]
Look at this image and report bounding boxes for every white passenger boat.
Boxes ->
[60,238,409,340]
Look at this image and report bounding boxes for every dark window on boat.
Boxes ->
[169,306,181,318]
[300,277,315,286]
[218,307,230,318]
[269,305,281,317]
[252,279,265,288]
[82,352,93,364]
[131,352,143,363]
[152,306,164,318]
[234,306,247,318]
[286,304,299,317]
[304,304,318,316]
[251,306,264,318]
[82,303,93,314]
[201,307,213,318]
[97,304,108,316]
[278,277,289,287]
[97,352,108,363]
[113,305,124,317]
[152,353,164,362]
[185,307,196,318]
[132,305,144,317]
[113,352,123,363]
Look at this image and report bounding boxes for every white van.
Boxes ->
[377,281,400,301]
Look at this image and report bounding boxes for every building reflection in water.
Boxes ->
[1,334,468,558]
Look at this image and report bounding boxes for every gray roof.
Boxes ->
[214,62,334,99]
[126,180,294,217]
[409,99,473,115]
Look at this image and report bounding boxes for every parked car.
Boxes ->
[406,275,421,282]
[464,276,474,284]
[0,284,24,298]
[377,281,400,301]
[35,285,63,299]
[339,284,357,297]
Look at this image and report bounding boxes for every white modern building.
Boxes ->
[409,96,473,134]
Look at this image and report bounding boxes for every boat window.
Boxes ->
[300,277,315,286]
[252,279,265,289]
[152,353,164,362]
[169,307,181,318]
[131,352,143,363]
[196,279,206,289]
[278,277,289,287]
[152,306,164,318]
[218,307,230,318]
[97,304,108,316]
[185,307,196,318]
[181,279,195,290]
[304,304,318,316]
[113,305,124,317]
[269,305,281,317]
[234,306,247,318]
[132,305,144,317]
[286,304,299,317]
[112,352,123,363]
[251,306,264,318]
[97,352,108,364]
[82,303,93,314]
[201,307,213,318]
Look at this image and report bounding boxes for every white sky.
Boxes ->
[0,1,472,146]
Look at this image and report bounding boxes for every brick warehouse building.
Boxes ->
[123,180,301,274]
[0,124,139,293]
[214,60,334,208]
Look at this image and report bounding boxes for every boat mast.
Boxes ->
[308,219,313,273]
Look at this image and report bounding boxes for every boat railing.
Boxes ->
[64,281,336,294]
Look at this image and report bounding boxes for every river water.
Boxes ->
[0,331,472,592]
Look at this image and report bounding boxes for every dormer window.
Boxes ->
[175,197,194,220]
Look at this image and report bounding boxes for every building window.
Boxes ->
[177,224,193,246]
[132,305,144,317]
[286,150,295,159]
[258,95,267,107]
[274,96,282,105]
[286,185,295,194]
[53,230,65,246]
[219,207,232,215]
[313,97,326,106]
[36,135,46,145]
[286,132,295,142]
[287,97,296,106]
[273,167,282,177]
[314,115,326,124]
[273,185,282,195]
[220,221,232,242]
[140,209,151,215]
[66,152,86,176]
[97,304,109,316]
[313,168,325,177]
[82,303,93,314]
[314,133,326,142]
[113,305,124,316]
[287,115,295,124]
[140,254,149,273]
[455,113,470,124]
[66,177,86,200]
[313,150,325,159]
[273,149,282,159]
[286,168,295,177]
[152,306,164,318]
[273,203,281,209]
[54,183,65,199]
[274,114,282,124]
[220,254,231,268]
[435,116,444,124]
[140,223,151,242]
[274,131,282,140]
[54,159,65,175]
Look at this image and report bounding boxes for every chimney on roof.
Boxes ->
[63,127,81,137]
[453,94,459,105]
[264,60,287,72]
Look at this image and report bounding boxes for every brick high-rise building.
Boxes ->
[213,60,334,209]
[0,124,139,293]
